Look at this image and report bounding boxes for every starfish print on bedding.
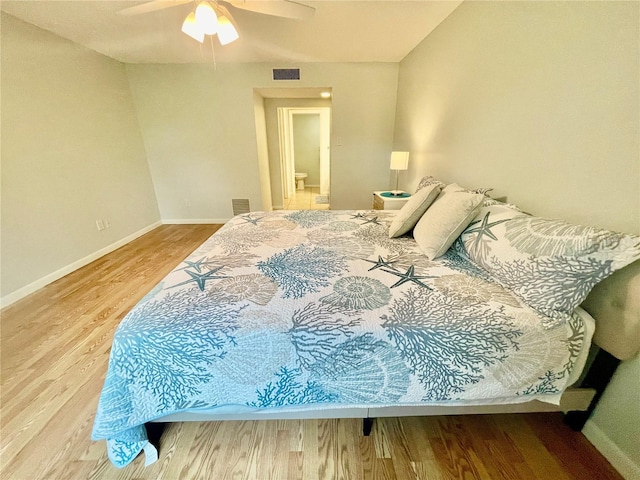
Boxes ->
[360,216,381,226]
[240,214,264,225]
[177,257,217,273]
[382,265,434,289]
[364,255,397,272]
[350,213,367,219]
[170,266,229,291]
[464,213,512,254]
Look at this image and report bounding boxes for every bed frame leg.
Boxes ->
[145,422,166,448]
[564,348,620,431]
[362,418,374,436]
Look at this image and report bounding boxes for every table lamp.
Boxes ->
[389,151,409,196]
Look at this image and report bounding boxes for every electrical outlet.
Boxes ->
[96,219,105,231]
[104,218,111,229]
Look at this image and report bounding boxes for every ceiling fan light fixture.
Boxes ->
[217,15,239,45]
[195,2,218,35]
[181,12,205,43]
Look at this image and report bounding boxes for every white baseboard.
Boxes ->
[583,419,640,479]
[1,221,162,309]
[162,218,230,224]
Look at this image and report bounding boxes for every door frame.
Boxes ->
[278,107,331,199]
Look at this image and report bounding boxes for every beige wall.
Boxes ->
[393,0,639,473]
[126,62,399,216]
[394,1,639,235]
[252,91,273,212]
[1,14,160,302]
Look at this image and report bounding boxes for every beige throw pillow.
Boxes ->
[415,175,446,193]
[388,184,442,238]
[414,186,484,259]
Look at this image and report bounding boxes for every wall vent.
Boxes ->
[272,68,300,81]
[232,199,251,216]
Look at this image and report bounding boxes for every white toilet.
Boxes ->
[295,173,308,190]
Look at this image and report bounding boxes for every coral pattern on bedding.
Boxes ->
[92,210,589,468]
[455,203,640,318]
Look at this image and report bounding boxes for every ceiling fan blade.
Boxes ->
[116,0,193,16]
[227,0,315,20]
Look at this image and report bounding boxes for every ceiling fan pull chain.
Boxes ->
[209,35,217,71]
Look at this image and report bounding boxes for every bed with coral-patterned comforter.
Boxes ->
[92,209,593,468]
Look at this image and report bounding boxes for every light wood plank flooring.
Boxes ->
[0,225,623,480]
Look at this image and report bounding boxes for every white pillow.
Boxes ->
[413,187,485,259]
[388,184,441,238]
[458,204,640,317]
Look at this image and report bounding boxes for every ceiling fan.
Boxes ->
[117,0,316,45]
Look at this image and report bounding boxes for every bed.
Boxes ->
[91,182,640,469]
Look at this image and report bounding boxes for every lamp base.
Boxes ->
[388,190,406,197]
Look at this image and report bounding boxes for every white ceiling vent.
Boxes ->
[232,199,250,216]
[272,68,300,81]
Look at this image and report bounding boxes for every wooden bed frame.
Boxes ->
[150,259,640,436]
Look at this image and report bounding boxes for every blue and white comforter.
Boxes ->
[92,210,590,467]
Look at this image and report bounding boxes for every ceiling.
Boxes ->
[1,1,463,64]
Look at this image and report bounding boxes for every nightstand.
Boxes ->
[373,191,411,210]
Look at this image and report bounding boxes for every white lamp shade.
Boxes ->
[195,2,218,35]
[181,12,205,42]
[217,15,239,45]
[390,151,410,170]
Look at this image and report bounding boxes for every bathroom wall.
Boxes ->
[293,114,321,187]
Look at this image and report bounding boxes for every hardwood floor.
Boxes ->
[0,225,623,480]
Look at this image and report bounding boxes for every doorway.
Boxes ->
[278,107,331,209]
